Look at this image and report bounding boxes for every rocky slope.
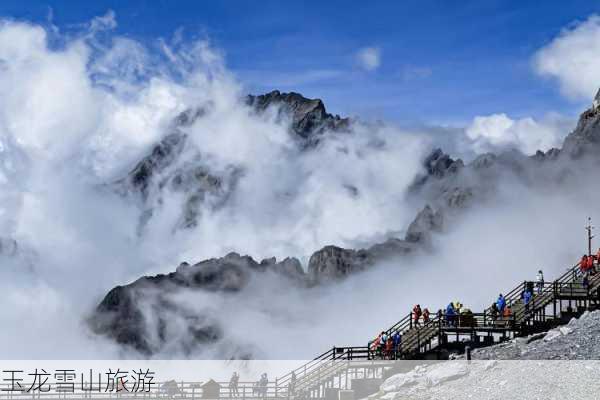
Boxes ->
[367,359,600,400]
[89,203,442,355]
[89,252,304,355]
[365,311,600,399]
[410,88,600,215]
[469,310,600,360]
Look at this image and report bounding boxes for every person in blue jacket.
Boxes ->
[445,302,456,326]
[523,290,532,311]
[392,331,401,357]
[496,294,506,314]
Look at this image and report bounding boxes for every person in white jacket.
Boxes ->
[536,270,544,295]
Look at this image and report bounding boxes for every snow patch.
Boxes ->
[425,362,469,386]
[559,326,573,336]
[381,362,469,394]
[543,329,562,342]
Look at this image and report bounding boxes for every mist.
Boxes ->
[0,13,595,359]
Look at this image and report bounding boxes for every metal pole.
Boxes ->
[587,217,594,257]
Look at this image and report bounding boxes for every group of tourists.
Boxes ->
[228,372,280,398]
[370,330,402,359]
[489,270,544,324]
[443,300,467,327]
[489,293,512,324]
[368,253,600,360]
[412,304,431,326]
[579,250,600,289]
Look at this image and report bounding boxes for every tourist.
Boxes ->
[413,304,422,327]
[523,289,532,312]
[496,294,506,314]
[423,308,431,324]
[229,372,239,397]
[392,331,402,357]
[259,373,268,398]
[536,270,544,294]
[445,302,456,327]
[490,302,499,322]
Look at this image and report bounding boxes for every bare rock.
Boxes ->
[90,252,308,355]
[307,245,372,282]
[405,205,443,245]
[246,90,350,144]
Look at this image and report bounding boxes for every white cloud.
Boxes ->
[0,11,588,361]
[465,113,574,155]
[89,9,117,32]
[0,16,431,358]
[356,46,381,71]
[534,15,600,100]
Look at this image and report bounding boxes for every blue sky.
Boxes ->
[1,0,600,125]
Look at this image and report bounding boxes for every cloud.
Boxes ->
[464,113,574,155]
[89,9,117,32]
[0,11,591,361]
[356,46,381,71]
[0,15,433,358]
[534,15,600,100]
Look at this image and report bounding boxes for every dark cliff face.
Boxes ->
[89,252,305,355]
[90,201,444,355]
[306,204,444,282]
[562,90,600,158]
[408,95,600,215]
[246,90,350,145]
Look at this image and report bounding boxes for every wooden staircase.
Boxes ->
[272,261,600,398]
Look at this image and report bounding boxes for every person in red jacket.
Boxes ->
[385,335,394,359]
[413,304,422,327]
[370,333,382,358]
[422,308,431,324]
[586,255,594,275]
[580,255,590,275]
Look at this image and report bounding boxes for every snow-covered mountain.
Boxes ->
[90,88,600,357]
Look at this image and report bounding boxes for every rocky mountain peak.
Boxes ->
[561,87,600,158]
[246,90,350,141]
[114,90,353,232]
[405,205,443,245]
[424,149,463,177]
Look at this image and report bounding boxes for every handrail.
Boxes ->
[275,346,335,390]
